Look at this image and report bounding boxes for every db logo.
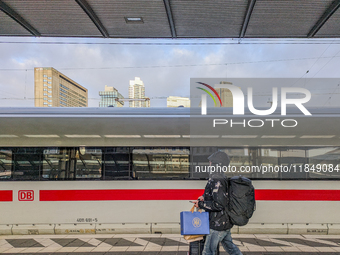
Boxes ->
[18,190,34,201]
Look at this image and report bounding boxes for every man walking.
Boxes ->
[193,150,242,255]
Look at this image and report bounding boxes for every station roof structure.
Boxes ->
[1,0,340,39]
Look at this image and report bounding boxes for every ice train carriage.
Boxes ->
[0,107,340,234]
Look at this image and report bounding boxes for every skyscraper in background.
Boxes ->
[99,85,124,107]
[34,67,88,107]
[128,77,150,108]
[214,81,233,107]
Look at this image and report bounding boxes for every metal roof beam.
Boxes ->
[240,0,256,38]
[163,0,177,38]
[307,0,340,38]
[75,0,109,38]
[0,0,40,36]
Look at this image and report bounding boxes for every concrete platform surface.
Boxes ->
[0,234,340,254]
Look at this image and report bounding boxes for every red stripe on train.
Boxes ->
[40,189,204,201]
[256,189,340,201]
[40,189,340,201]
[0,190,12,202]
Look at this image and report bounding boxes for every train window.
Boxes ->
[42,147,102,180]
[43,148,71,180]
[103,147,131,179]
[133,147,190,179]
[12,148,42,180]
[76,147,102,179]
[279,149,308,179]
[191,147,280,180]
[225,148,253,179]
[0,149,12,179]
[191,147,218,179]
[307,147,340,179]
[2,146,340,181]
[256,148,280,179]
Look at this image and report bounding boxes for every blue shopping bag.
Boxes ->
[180,205,210,235]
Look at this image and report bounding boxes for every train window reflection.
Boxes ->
[76,148,102,179]
[43,148,71,179]
[104,147,131,179]
[133,148,189,179]
[191,147,283,179]
[227,148,253,179]
[254,148,280,179]
[43,147,102,180]
[223,148,276,179]
[307,147,340,179]
[0,149,12,179]
[279,149,307,179]
[1,146,340,181]
[191,147,217,179]
[13,148,42,180]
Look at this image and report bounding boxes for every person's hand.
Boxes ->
[193,200,199,208]
[198,196,204,201]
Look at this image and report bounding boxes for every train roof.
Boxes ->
[1,107,340,147]
[1,107,340,117]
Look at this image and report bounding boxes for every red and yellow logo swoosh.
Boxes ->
[196,82,223,107]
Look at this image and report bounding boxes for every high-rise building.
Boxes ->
[167,96,190,107]
[214,81,233,107]
[128,77,150,108]
[99,85,124,107]
[34,67,88,107]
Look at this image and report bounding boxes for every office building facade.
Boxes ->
[167,96,190,107]
[128,77,150,108]
[34,67,88,107]
[99,85,124,107]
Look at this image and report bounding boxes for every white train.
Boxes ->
[0,107,339,235]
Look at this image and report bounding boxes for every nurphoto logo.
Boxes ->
[197,82,311,116]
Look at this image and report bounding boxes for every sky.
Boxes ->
[0,37,340,108]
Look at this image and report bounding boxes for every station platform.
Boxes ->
[1,234,340,254]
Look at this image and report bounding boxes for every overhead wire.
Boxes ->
[311,48,340,78]
[306,44,340,106]
[1,39,340,105]
[1,56,340,71]
[2,90,340,101]
[290,40,336,87]
[323,84,340,107]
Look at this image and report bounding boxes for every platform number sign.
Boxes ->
[18,190,34,201]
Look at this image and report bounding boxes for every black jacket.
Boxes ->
[198,175,233,231]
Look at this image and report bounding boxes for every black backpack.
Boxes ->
[227,176,256,226]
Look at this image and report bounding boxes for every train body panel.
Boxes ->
[1,180,339,225]
[1,108,340,233]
